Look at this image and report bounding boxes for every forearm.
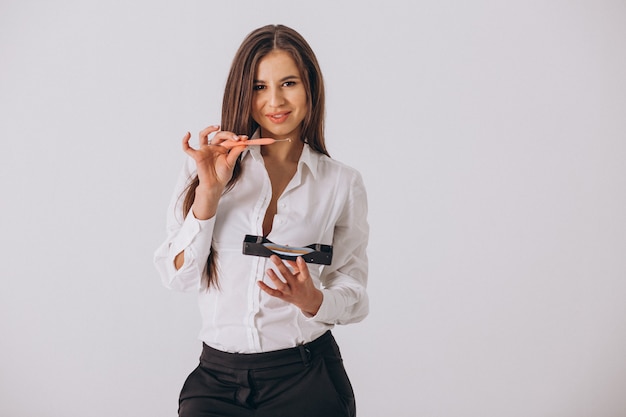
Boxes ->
[173,184,223,270]
[191,185,224,220]
[314,280,369,324]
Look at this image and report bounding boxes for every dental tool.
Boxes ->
[219,138,292,149]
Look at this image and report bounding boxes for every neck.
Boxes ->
[259,128,305,162]
[261,138,304,163]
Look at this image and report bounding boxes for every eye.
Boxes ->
[253,84,265,91]
[282,81,296,87]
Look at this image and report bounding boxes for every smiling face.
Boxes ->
[251,50,308,141]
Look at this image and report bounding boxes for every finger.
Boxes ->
[270,255,293,277]
[181,132,195,155]
[199,125,220,146]
[282,257,306,273]
[284,259,298,270]
[266,268,289,290]
[283,259,303,278]
[220,135,249,149]
[294,256,310,281]
[270,255,302,287]
[210,130,242,147]
[257,280,284,298]
[284,257,311,283]
[225,141,248,165]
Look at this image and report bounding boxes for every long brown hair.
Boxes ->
[182,24,329,288]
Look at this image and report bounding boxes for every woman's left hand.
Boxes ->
[259,255,323,316]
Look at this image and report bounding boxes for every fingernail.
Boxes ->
[233,134,240,141]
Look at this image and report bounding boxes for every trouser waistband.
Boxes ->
[200,330,335,369]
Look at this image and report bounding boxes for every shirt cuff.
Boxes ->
[304,289,340,324]
[169,211,216,264]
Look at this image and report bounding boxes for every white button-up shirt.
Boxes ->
[154,143,369,353]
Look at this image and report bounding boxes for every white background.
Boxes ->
[1,1,625,416]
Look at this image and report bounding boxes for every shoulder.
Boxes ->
[314,154,369,219]
[315,153,365,188]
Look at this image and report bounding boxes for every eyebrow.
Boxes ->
[253,75,300,83]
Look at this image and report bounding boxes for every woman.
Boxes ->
[154,24,369,417]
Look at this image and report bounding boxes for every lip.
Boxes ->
[266,111,291,124]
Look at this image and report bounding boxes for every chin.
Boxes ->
[263,128,295,138]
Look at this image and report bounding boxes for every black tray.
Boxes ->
[242,235,333,265]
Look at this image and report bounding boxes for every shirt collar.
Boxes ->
[298,142,319,180]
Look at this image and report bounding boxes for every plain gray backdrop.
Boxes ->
[1,1,625,416]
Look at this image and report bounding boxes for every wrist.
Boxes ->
[302,289,323,317]
[191,186,223,220]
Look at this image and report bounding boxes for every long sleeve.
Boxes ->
[153,157,215,292]
[312,170,369,325]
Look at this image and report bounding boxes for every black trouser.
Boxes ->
[178,331,356,417]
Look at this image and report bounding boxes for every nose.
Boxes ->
[269,88,285,108]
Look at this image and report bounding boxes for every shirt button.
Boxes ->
[280,203,286,209]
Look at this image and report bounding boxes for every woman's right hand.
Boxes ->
[181,125,248,219]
